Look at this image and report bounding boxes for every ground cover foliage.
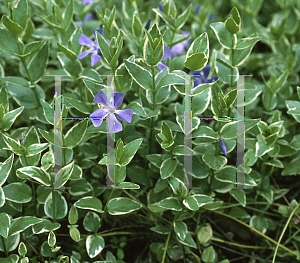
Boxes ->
[0,0,300,262]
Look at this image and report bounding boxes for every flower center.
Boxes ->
[108,107,115,113]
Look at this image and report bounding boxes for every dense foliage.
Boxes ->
[0,0,300,262]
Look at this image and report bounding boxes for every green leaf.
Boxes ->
[61,0,73,30]
[8,216,42,236]
[0,213,11,238]
[12,0,29,29]
[54,161,74,188]
[174,221,187,241]
[18,242,27,257]
[6,83,41,109]
[193,194,214,207]
[152,9,175,31]
[86,235,105,258]
[64,120,88,148]
[2,16,23,36]
[220,119,260,139]
[44,190,68,220]
[2,133,25,156]
[202,153,227,170]
[3,182,32,203]
[96,30,112,64]
[124,60,152,90]
[184,53,208,72]
[22,18,35,42]
[233,38,261,67]
[183,195,199,211]
[210,22,235,49]
[48,231,56,247]
[216,57,235,71]
[174,4,191,29]
[215,52,238,84]
[115,62,133,93]
[25,143,49,157]
[119,138,143,166]
[155,73,185,91]
[65,97,90,114]
[250,215,268,234]
[32,219,61,234]
[0,28,20,55]
[57,52,83,77]
[27,41,49,83]
[150,225,171,235]
[57,42,77,61]
[70,228,80,242]
[173,145,196,156]
[255,141,273,157]
[225,17,239,35]
[74,197,104,213]
[0,155,14,187]
[68,178,93,196]
[39,98,54,125]
[229,189,246,207]
[236,36,262,50]
[38,129,54,144]
[161,121,173,142]
[83,212,100,233]
[202,246,216,262]
[107,197,142,215]
[224,89,237,108]
[177,232,197,249]
[160,158,178,179]
[124,102,148,118]
[186,32,209,58]
[229,7,241,27]
[16,166,51,186]
[197,224,213,244]
[158,197,182,211]
[192,125,218,140]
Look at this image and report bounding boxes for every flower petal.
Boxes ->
[90,109,108,127]
[207,76,219,83]
[159,2,164,12]
[78,34,94,47]
[91,51,101,66]
[202,65,211,80]
[94,29,104,40]
[77,49,93,59]
[195,5,200,16]
[194,79,203,87]
[115,109,134,123]
[157,62,169,71]
[84,13,93,21]
[108,113,123,133]
[111,92,125,109]
[162,46,171,60]
[170,43,185,58]
[94,90,109,108]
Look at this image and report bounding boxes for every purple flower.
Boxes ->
[90,90,134,133]
[219,140,227,156]
[189,65,219,87]
[157,31,191,71]
[158,2,164,12]
[77,29,110,66]
[83,0,94,6]
[78,13,94,27]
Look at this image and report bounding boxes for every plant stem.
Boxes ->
[149,66,156,154]
[162,231,171,263]
[272,202,300,262]
[97,188,116,231]
[230,35,235,88]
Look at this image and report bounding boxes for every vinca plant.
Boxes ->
[0,0,300,262]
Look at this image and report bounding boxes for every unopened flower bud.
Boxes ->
[219,140,227,156]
